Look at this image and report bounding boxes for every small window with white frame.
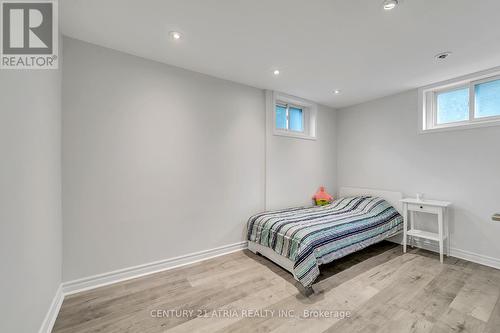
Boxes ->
[421,69,500,132]
[269,91,317,140]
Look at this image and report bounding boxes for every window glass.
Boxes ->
[275,105,287,129]
[475,79,500,118]
[436,88,469,124]
[289,107,303,132]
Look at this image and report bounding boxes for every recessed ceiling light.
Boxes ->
[273,70,280,76]
[169,31,182,40]
[435,51,452,61]
[333,90,341,94]
[383,0,398,10]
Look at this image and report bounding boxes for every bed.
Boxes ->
[247,187,403,287]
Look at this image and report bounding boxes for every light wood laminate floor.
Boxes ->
[53,242,500,333]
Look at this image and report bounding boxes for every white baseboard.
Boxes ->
[62,241,248,296]
[451,247,500,269]
[387,237,500,270]
[38,285,64,333]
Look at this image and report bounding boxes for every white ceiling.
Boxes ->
[61,0,500,108]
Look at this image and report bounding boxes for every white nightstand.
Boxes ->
[400,198,452,263]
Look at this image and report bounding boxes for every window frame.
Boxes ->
[472,74,500,121]
[275,101,306,133]
[431,84,471,128]
[420,68,500,133]
[269,91,317,140]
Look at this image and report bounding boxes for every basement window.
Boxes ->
[421,70,500,132]
[275,103,305,132]
[270,92,317,140]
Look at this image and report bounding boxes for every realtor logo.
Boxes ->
[1,0,58,69]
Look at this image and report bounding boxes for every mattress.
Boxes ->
[247,196,403,287]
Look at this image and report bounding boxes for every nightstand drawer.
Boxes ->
[407,203,440,214]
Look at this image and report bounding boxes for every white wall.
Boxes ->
[0,70,62,330]
[61,37,267,281]
[337,89,500,262]
[267,103,337,210]
[62,37,338,282]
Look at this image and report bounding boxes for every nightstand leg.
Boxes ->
[438,209,444,263]
[410,211,415,248]
[403,203,408,253]
[446,208,450,256]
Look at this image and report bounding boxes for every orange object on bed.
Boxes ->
[312,187,333,206]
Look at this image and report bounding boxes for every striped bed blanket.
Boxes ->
[247,196,403,287]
